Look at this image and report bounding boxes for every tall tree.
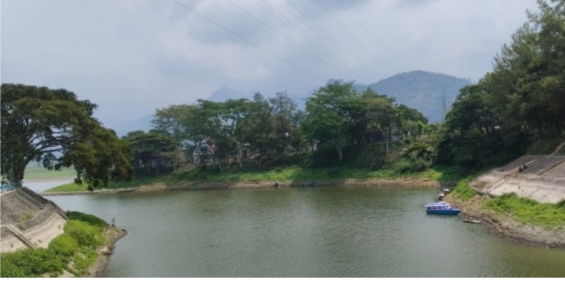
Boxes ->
[303,82,357,160]
[1,84,133,189]
[122,130,176,173]
[270,91,298,155]
[152,104,193,148]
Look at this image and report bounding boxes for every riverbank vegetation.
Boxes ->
[0,212,109,277]
[4,1,565,211]
[449,180,565,229]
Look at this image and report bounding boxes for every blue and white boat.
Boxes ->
[425,202,460,215]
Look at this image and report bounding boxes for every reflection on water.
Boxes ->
[48,187,565,277]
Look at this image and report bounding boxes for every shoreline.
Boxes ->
[84,226,127,277]
[40,177,447,196]
[40,177,565,250]
[446,195,565,249]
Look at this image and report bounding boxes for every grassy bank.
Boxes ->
[1,212,115,277]
[23,164,76,180]
[449,180,565,229]
[44,165,467,193]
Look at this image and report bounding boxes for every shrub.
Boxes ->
[66,211,108,228]
[49,233,79,260]
[0,249,63,277]
[65,220,105,249]
[450,179,476,201]
[1,213,109,278]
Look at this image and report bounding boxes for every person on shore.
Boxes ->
[438,191,445,202]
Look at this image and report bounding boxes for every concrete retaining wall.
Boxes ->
[1,188,67,253]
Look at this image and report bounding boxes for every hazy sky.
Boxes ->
[2,0,540,126]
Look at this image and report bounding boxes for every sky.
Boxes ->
[1,0,541,129]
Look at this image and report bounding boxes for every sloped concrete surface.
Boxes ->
[470,155,565,204]
[1,187,67,253]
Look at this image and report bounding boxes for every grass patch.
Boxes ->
[45,164,467,193]
[23,164,76,180]
[484,193,565,228]
[449,179,477,201]
[0,212,108,277]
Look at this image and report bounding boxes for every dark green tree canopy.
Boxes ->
[1,83,133,189]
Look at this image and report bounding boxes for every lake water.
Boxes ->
[47,186,565,277]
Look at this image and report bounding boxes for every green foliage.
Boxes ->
[527,139,564,155]
[71,247,98,276]
[66,211,108,227]
[450,179,477,201]
[0,248,64,277]
[485,193,565,228]
[49,233,79,259]
[65,220,105,248]
[1,213,109,278]
[436,83,531,170]
[0,83,133,189]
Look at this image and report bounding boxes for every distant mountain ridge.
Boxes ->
[368,70,471,123]
[107,70,471,135]
[212,71,470,123]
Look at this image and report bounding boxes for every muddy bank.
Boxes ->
[446,194,565,249]
[42,177,445,196]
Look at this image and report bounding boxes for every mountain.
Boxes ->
[206,71,471,123]
[367,71,472,123]
[208,86,249,103]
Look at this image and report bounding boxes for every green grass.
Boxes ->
[0,212,108,277]
[484,193,565,228]
[449,179,477,201]
[23,164,76,180]
[45,164,467,193]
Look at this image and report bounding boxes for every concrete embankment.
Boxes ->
[452,154,565,248]
[1,187,67,252]
[470,155,565,203]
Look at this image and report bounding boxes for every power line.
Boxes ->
[170,0,325,81]
[284,0,381,81]
[314,0,390,77]
[334,0,397,75]
[249,0,374,83]
[226,0,349,78]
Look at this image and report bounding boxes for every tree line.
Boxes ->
[436,0,565,168]
[2,0,563,188]
[124,83,429,172]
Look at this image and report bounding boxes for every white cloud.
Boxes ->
[2,0,540,127]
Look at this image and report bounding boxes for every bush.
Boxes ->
[49,233,79,260]
[0,249,63,277]
[65,220,105,249]
[66,211,108,228]
[1,213,109,278]
[450,179,476,201]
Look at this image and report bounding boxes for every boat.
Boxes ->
[425,202,460,215]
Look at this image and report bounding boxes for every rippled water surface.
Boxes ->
[48,187,565,277]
